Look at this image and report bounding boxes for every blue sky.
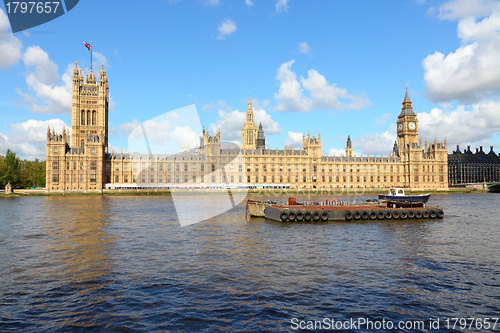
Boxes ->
[2,0,500,159]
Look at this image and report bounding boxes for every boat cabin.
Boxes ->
[388,187,405,196]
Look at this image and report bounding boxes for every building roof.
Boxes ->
[448,146,500,163]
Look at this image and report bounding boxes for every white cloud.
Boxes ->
[93,51,108,69]
[203,101,217,111]
[375,113,392,125]
[209,109,244,144]
[245,0,254,6]
[417,100,500,149]
[208,100,282,145]
[0,118,69,160]
[275,0,289,13]
[423,1,500,103]
[203,100,232,112]
[298,41,311,55]
[375,113,391,125]
[274,60,372,112]
[253,105,282,136]
[18,46,73,114]
[123,118,199,152]
[122,105,202,153]
[0,9,23,69]
[217,19,237,39]
[285,131,303,148]
[274,60,311,111]
[328,147,347,156]
[172,126,200,149]
[435,0,498,20]
[352,128,397,157]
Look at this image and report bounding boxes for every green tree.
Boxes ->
[0,150,46,189]
[1,149,21,187]
[0,155,6,188]
[34,159,46,187]
[20,158,46,188]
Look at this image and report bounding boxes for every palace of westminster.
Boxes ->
[46,62,454,192]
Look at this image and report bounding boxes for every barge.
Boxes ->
[246,197,444,222]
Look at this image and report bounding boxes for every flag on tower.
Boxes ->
[84,42,91,51]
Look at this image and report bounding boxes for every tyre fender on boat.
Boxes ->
[361,210,369,220]
[407,210,415,219]
[304,211,312,222]
[320,211,329,222]
[400,210,408,219]
[392,210,400,219]
[353,210,362,220]
[415,210,423,219]
[377,210,385,220]
[437,208,444,219]
[369,211,378,220]
[422,210,430,219]
[345,211,353,221]
[312,211,321,222]
[384,210,392,219]
[288,210,297,221]
[280,211,289,222]
[296,211,304,222]
[429,209,437,219]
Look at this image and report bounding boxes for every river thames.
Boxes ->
[1,192,499,332]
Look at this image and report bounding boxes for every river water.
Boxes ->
[1,192,499,332]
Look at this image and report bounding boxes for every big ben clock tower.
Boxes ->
[397,87,421,188]
[397,87,419,157]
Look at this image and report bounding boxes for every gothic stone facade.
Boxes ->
[46,64,448,192]
[46,63,109,191]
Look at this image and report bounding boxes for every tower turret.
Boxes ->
[240,93,258,150]
[71,63,109,151]
[346,135,353,158]
[256,122,266,149]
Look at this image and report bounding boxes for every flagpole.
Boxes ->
[90,41,93,72]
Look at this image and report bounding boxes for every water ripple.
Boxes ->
[1,193,499,332]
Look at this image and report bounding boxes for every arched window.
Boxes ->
[92,111,96,125]
[87,110,91,125]
[80,139,84,148]
[81,110,85,125]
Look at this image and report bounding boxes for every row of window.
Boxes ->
[110,163,241,173]
[81,110,97,126]
[53,161,98,171]
[449,165,500,183]
[53,160,445,178]
[105,174,444,185]
[52,173,97,183]
[108,164,409,173]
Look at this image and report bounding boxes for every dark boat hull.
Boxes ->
[378,194,431,207]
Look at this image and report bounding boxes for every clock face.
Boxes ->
[398,123,403,131]
[408,122,416,130]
